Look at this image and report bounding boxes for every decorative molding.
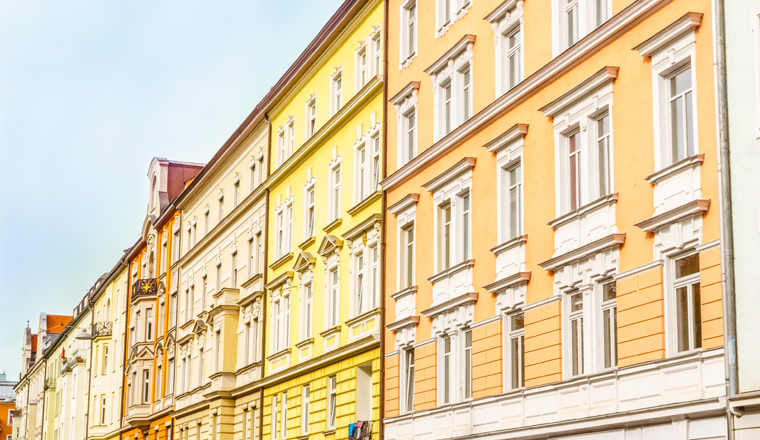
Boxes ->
[645,154,704,184]
[388,194,420,215]
[634,200,711,232]
[389,81,421,105]
[614,260,664,281]
[423,157,477,193]
[540,67,619,117]
[425,34,477,75]
[634,12,704,57]
[484,124,529,153]
[539,234,626,271]
[420,292,478,318]
[386,316,420,333]
[483,272,531,294]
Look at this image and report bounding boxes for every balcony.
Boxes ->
[131,278,158,301]
[91,321,112,338]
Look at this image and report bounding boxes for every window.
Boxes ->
[331,165,341,222]
[356,143,368,202]
[566,130,582,211]
[102,345,108,375]
[601,281,617,368]
[595,0,609,27]
[252,318,259,362]
[569,292,584,376]
[332,72,343,115]
[257,232,263,274]
[231,252,238,289]
[402,110,416,166]
[506,163,523,240]
[272,296,291,352]
[401,1,417,61]
[303,283,313,339]
[234,181,241,208]
[674,254,701,353]
[357,47,368,89]
[199,346,205,385]
[370,246,379,310]
[464,330,472,400]
[161,238,168,275]
[508,313,525,389]
[442,335,451,404]
[101,396,106,424]
[272,395,279,440]
[287,120,295,157]
[216,264,222,293]
[204,210,210,235]
[305,185,315,239]
[442,81,452,136]
[328,376,337,430]
[301,385,310,436]
[555,0,611,54]
[248,237,255,278]
[184,288,192,324]
[216,330,222,372]
[250,161,258,193]
[438,203,452,272]
[329,269,340,328]
[508,28,523,91]
[404,349,415,413]
[143,370,150,403]
[167,359,174,395]
[596,112,612,196]
[565,0,579,46]
[218,196,224,223]
[372,34,381,76]
[245,322,252,364]
[169,293,177,328]
[668,66,695,164]
[354,253,365,316]
[371,134,381,191]
[202,275,208,311]
[306,98,317,138]
[278,130,286,166]
[156,365,162,400]
[172,229,180,262]
[146,308,154,341]
[281,393,288,440]
[158,302,165,337]
[273,300,281,352]
[461,193,471,261]
[461,68,472,121]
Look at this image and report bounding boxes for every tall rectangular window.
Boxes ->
[199,345,205,385]
[332,166,341,222]
[169,294,177,328]
[278,131,286,166]
[358,48,368,89]
[438,203,452,272]
[373,35,381,75]
[333,74,343,113]
[355,254,365,316]
[156,365,162,400]
[404,2,417,59]
[306,186,315,238]
[249,238,255,278]
[567,130,582,211]
[569,292,584,376]
[146,308,154,341]
[277,210,284,257]
[218,196,224,222]
[357,144,367,202]
[143,370,150,403]
[273,300,281,352]
[231,253,238,289]
[161,239,168,275]
[158,302,165,337]
[307,100,317,138]
[669,66,694,164]
[216,330,222,372]
[404,349,415,413]
[507,27,523,90]
[204,211,210,235]
[281,393,288,440]
[443,82,453,136]
[442,336,451,404]
[216,264,222,293]
[371,246,379,309]
[102,345,108,375]
[185,289,192,324]
[403,110,416,165]
[202,276,208,311]
[245,322,252,365]
[402,224,415,289]
[301,385,310,436]
[464,330,472,400]
[507,163,523,240]
[597,113,612,197]
[329,269,340,328]
[167,359,174,395]
[461,68,472,121]
[509,313,525,389]
[272,395,278,440]
[461,193,470,261]
[234,182,241,208]
[101,395,106,424]
[328,376,337,430]
[304,284,313,338]
[257,232,264,274]
[601,281,618,368]
[287,121,295,156]
[566,0,579,46]
[173,229,180,262]
[674,254,701,353]
[250,162,258,193]
[371,135,381,191]
[595,0,609,27]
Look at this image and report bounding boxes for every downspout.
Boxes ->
[712,0,738,435]
[40,362,47,440]
[84,305,94,440]
[379,0,389,439]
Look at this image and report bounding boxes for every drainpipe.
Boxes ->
[259,116,271,440]
[712,0,738,436]
[84,306,94,440]
[379,0,389,439]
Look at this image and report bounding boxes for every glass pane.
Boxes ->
[693,283,702,349]
[672,67,692,96]
[671,96,685,162]
[603,282,617,301]
[685,91,694,157]
[444,358,450,403]
[509,29,521,49]
[677,287,689,352]
[603,309,612,369]
[571,320,579,376]
[676,254,700,279]
[570,293,583,312]
[511,337,520,389]
[613,307,618,366]
[511,313,524,331]
[509,186,519,239]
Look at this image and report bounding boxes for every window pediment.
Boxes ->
[318,235,344,256]
[634,12,703,57]
[423,157,476,193]
[541,67,618,118]
[293,252,317,272]
[425,34,476,76]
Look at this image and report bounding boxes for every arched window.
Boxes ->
[150,176,158,210]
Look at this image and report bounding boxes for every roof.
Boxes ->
[46,315,73,334]
[30,334,37,352]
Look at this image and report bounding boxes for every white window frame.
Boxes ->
[272,395,278,440]
[301,385,310,436]
[355,141,369,204]
[506,311,525,390]
[437,328,472,405]
[281,392,287,440]
[370,132,381,192]
[399,0,417,67]
[275,197,294,260]
[327,267,340,328]
[305,95,317,139]
[391,83,419,167]
[371,28,382,77]
[552,0,612,56]
[436,0,472,37]
[231,251,238,289]
[329,161,342,223]
[352,251,366,318]
[277,128,286,167]
[327,376,337,430]
[402,348,415,413]
[599,280,617,369]
[287,118,295,157]
[331,68,343,116]
[641,25,699,171]
[487,2,524,97]
[566,290,585,378]
[302,282,313,340]
[428,37,474,142]
[435,188,471,274]
[356,41,369,90]
[668,252,702,354]
[304,181,316,240]
[390,195,418,293]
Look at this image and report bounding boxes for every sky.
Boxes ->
[0,0,345,382]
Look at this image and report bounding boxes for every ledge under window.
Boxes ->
[428,259,475,284]
[269,252,294,271]
[645,154,704,184]
[548,193,619,230]
[323,218,343,234]
[299,236,316,250]
[347,191,382,216]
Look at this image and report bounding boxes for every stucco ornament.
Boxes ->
[252,298,262,320]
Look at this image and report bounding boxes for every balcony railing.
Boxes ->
[91,321,112,338]
[132,278,158,301]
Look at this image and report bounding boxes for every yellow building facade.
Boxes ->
[262,1,384,439]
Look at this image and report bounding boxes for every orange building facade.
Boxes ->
[382,0,726,439]
[122,159,203,440]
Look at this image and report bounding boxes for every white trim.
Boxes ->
[696,239,720,253]
[521,294,561,312]
[634,12,704,57]
[614,260,664,281]
[540,67,618,117]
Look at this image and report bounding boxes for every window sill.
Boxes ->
[323,218,343,234]
[323,429,336,436]
[428,259,475,284]
[269,253,294,271]
[548,193,618,230]
[295,338,314,349]
[240,272,263,289]
[399,52,417,71]
[490,235,528,255]
[645,154,704,184]
[391,285,418,301]
[299,236,316,250]
[320,325,342,339]
[266,347,292,362]
[347,191,382,217]
[345,307,380,328]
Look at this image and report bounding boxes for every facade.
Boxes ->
[1,400,15,440]
[172,113,269,440]
[121,159,203,440]
[382,0,727,439]
[88,263,129,440]
[261,1,384,440]
[723,0,760,438]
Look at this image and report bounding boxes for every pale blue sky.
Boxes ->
[0,0,344,381]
